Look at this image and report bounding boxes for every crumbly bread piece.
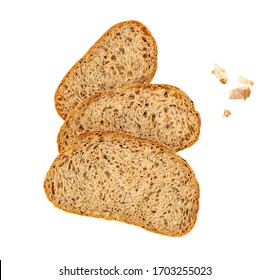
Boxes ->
[229,86,251,100]
[223,109,231,117]
[55,20,158,119]
[44,131,200,237]
[211,63,228,84]
[57,84,201,153]
[238,75,254,86]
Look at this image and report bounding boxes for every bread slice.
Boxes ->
[44,131,200,237]
[55,20,158,119]
[57,84,201,153]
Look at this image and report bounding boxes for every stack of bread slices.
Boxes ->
[44,20,201,237]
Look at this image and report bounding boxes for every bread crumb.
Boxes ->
[211,64,228,84]
[238,75,254,86]
[223,109,231,117]
[229,87,251,100]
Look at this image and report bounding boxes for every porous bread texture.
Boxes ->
[44,131,200,237]
[55,20,158,119]
[57,84,201,153]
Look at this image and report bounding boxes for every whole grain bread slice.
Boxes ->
[55,20,158,119]
[44,131,200,237]
[57,84,201,153]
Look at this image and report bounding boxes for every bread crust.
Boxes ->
[44,131,200,237]
[57,83,201,153]
[54,20,158,119]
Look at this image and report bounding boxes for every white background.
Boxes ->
[1,0,270,279]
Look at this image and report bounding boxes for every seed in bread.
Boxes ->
[55,20,158,119]
[44,131,200,237]
[57,84,201,153]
